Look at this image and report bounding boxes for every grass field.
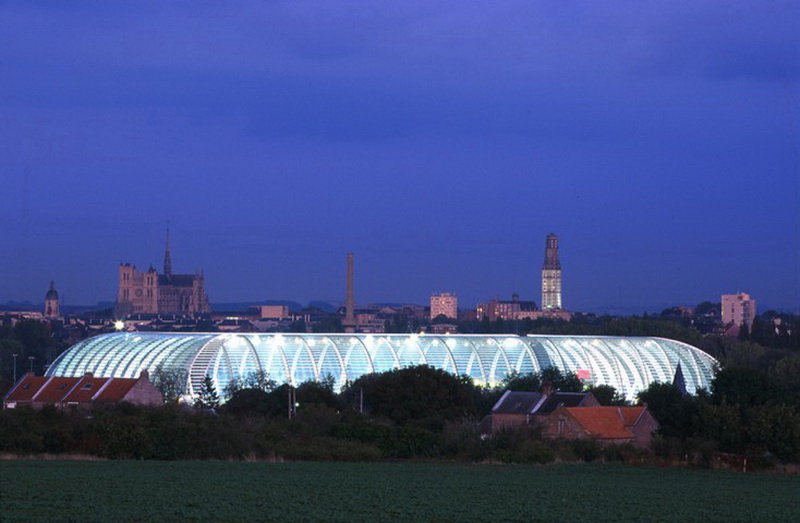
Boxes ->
[1,460,798,522]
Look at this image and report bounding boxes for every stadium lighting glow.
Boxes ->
[46,332,719,403]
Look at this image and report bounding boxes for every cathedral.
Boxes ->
[114,230,210,316]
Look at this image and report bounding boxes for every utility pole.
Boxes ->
[12,353,18,383]
[288,384,293,419]
[288,384,297,419]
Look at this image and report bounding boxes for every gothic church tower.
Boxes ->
[541,233,562,310]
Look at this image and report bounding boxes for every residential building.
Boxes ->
[255,305,290,319]
[477,294,538,321]
[539,406,659,448]
[430,292,458,320]
[722,293,756,330]
[3,371,163,410]
[482,390,599,434]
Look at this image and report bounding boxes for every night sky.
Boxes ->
[2,1,798,313]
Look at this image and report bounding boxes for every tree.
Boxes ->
[711,366,783,410]
[431,314,453,325]
[295,379,342,411]
[194,375,220,410]
[287,319,307,333]
[540,367,583,392]
[243,370,277,392]
[502,371,540,392]
[0,338,25,386]
[737,322,751,341]
[586,384,627,406]
[501,367,583,393]
[150,364,189,403]
[695,301,720,316]
[637,382,698,439]
[311,316,343,333]
[342,365,476,429]
[223,388,282,417]
[223,370,276,399]
[5,320,62,374]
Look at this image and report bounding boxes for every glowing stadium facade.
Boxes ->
[46,333,718,402]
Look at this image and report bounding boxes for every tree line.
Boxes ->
[2,362,799,468]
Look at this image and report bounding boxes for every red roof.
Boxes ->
[4,375,49,402]
[62,376,111,403]
[4,372,157,407]
[562,406,647,441]
[93,378,139,402]
[619,406,646,427]
[33,377,81,403]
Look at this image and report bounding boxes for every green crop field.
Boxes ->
[1,460,797,522]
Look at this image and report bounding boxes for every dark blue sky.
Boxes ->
[2,1,798,312]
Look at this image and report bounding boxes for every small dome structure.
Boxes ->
[45,280,59,301]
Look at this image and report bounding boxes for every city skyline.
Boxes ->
[1,2,798,312]
[5,232,795,315]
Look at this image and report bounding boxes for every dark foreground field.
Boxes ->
[1,460,798,522]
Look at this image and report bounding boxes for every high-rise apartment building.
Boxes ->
[541,233,562,310]
[722,293,756,329]
[430,292,458,320]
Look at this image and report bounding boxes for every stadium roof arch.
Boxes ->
[46,332,718,402]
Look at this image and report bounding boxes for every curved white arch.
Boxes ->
[46,332,719,402]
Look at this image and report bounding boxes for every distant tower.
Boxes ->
[44,280,60,318]
[163,226,172,278]
[343,253,356,333]
[541,233,562,310]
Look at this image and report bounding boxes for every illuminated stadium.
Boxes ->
[46,332,718,402]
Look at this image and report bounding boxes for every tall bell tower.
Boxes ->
[541,233,562,310]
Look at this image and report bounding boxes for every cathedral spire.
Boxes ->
[164,226,172,277]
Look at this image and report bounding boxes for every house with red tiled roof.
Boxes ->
[540,406,659,448]
[479,390,599,435]
[3,371,163,410]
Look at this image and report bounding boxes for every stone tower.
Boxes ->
[44,280,60,318]
[541,233,562,310]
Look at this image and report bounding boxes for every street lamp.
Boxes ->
[28,356,35,374]
[12,353,18,383]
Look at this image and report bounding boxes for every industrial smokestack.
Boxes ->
[344,252,356,333]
